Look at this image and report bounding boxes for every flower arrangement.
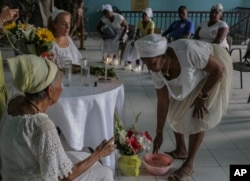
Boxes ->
[114,112,153,155]
[3,21,55,56]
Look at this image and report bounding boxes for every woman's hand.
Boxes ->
[0,6,19,25]
[153,132,163,154]
[95,137,116,158]
[191,96,209,120]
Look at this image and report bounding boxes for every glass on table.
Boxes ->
[80,58,90,86]
[63,60,72,87]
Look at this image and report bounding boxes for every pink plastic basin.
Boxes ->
[143,152,173,175]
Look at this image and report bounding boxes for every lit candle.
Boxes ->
[104,58,108,81]
[104,56,111,81]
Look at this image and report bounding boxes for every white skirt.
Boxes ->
[167,44,233,134]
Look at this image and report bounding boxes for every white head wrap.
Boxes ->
[211,3,223,13]
[102,4,113,12]
[143,8,153,18]
[51,9,66,21]
[134,34,167,58]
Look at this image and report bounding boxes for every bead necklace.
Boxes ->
[25,98,40,113]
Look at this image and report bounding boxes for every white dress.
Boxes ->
[0,110,113,181]
[198,20,229,49]
[51,36,82,66]
[101,13,127,57]
[151,39,233,134]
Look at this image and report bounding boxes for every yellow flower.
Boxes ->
[36,28,55,42]
[3,21,16,31]
[18,23,27,30]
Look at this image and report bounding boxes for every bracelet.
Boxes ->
[198,92,208,101]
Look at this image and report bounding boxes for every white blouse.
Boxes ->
[151,39,212,101]
[198,20,229,49]
[0,112,73,180]
[52,36,82,65]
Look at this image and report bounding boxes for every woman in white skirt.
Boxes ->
[97,4,128,63]
[135,34,232,181]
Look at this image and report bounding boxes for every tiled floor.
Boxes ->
[2,36,250,181]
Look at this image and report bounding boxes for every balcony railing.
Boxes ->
[121,10,250,45]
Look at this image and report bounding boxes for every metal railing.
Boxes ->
[121,10,250,45]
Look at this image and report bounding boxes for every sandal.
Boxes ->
[168,168,194,181]
[164,150,187,160]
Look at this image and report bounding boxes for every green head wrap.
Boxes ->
[7,54,58,94]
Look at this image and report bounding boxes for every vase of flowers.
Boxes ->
[114,112,153,176]
[3,21,55,56]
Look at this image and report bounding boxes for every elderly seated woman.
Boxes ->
[0,55,116,180]
[96,4,128,64]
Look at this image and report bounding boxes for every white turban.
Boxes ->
[102,4,113,12]
[143,8,153,18]
[134,34,167,58]
[51,9,66,21]
[211,3,223,13]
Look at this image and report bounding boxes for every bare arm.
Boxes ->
[147,28,154,35]
[135,28,140,40]
[212,27,229,44]
[182,32,192,39]
[61,137,116,180]
[193,27,201,40]
[119,19,128,41]
[153,85,169,154]
[96,20,105,36]
[191,55,224,120]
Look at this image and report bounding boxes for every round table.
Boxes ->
[46,74,124,172]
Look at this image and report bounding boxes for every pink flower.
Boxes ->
[127,135,142,154]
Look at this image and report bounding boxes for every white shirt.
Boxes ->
[51,36,82,65]
[101,13,125,33]
[198,20,229,49]
[151,39,212,101]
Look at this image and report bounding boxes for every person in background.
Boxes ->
[162,5,194,42]
[48,9,82,72]
[96,4,128,64]
[134,34,232,181]
[122,7,155,72]
[0,6,19,119]
[70,0,84,39]
[0,54,116,180]
[193,3,229,50]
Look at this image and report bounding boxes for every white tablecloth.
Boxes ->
[46,74,124,172]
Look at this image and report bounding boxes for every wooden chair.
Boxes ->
[230,41,250,103]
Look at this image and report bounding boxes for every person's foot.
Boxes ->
[110,58,119,65]
[123,64,132,70]
[132,65,141,72]
[164,150,188,160]
[168,167,194,181]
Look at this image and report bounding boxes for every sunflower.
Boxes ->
[36,28,55,42]
[3,21,17,32]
